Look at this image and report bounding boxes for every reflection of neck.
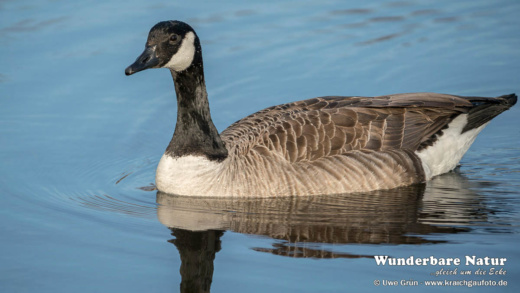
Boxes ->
[166,64,228,161]
[169,229,224,293]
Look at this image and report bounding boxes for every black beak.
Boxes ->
[125,46,160,76]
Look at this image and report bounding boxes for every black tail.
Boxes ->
[462,93,517,133]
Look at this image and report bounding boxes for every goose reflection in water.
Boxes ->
[157,171,495,292]
[168,229,223,293]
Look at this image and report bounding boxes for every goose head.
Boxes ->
[125,21,201,76]
[124,20,228,163]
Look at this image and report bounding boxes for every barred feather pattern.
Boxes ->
[199,93,473,196]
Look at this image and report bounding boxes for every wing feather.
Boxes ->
[221,93,472,163]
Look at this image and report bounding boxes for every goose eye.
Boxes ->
[170,35,179,42]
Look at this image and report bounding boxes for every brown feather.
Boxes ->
[205,93,513,196]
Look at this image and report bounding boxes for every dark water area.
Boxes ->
[1,0,519,292]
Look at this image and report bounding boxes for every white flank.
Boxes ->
[163,31,196,71]
[415,114,488,180]
[155,154,221,196]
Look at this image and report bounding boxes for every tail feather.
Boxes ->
[462,93,517,133]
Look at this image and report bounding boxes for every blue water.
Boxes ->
[1,0,519,292]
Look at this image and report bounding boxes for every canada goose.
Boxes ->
[125,20,517,197]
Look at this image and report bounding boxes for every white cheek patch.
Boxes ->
[163,31,196,72]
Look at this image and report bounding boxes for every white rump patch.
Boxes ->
[163,31,196,71]
[155,154,221,196]
[416,114,488,180]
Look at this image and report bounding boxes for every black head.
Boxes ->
[125,21,201,76]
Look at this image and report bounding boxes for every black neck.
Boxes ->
[165,62,228,161]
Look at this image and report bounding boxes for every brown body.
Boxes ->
[126,21,517,197]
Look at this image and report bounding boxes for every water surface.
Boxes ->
[1,0,519,292]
